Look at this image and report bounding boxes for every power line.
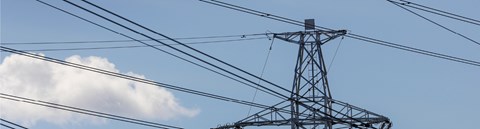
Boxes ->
[0,46,307,123]
[199,0,305,29]
[18,0,380,127]
[388,0,480,46]
[0,123,15,129]
[39,0,285,100]
[32,1,362,125]
[73,0,292,99]
[327,36,344,72]
[72,1,371,126]
[35,0,284,99]
[31,1,384,126]
[0,118,27,129]
[2,45,322,125]
[7,37,267,52]
[346,33,480,67]
[201,0,480,67]
[246,37,275,116]
[396,0,480,26]
[0,46,280,113]
[2,34,268,45]
[0,93,181,129]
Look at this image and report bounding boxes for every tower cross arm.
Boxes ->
[273,30,347,44]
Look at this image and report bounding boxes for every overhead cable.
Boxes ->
[0,118,27,129]
[0,93,181,129]
[36,1,364,126]
[0,123,15,129]
[62,0,290,100]
[35,0,284,99]
[200,0,480,67]
[0,46,301,118]
[327,36,344,72]
[388,0,480,46]
[0,46,276,112]
[6,37,266,52]
[2,34,268,45]
[246,37,275,116]
[396,0,480,26]
[72,1,369,126]
[347,33,480,66]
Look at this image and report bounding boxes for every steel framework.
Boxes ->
[213,22,391,129]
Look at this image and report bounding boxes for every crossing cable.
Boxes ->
[4,37,266,52]
[395,0,480,26]
[388,0,480,46]
[0,118,27,129]
[199,0,331,31]
[0,46,283,113]
[64,0,290,99]
[0,123,15,129]
[74,0,292,99]
[0,93,181,129]
[347,33,480,67]
[201,0,480,67]
[93,0,378,126]
[30,1,356,126]
[0,46,310,121]
[35,0,284,99]
[71,1,374,126]
[246,37,275,116]
[35,1,365,126]
[23,1,378,127]
[327,36,344,72]
[2,34,268,45]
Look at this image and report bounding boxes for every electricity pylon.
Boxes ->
[213,20,392,129]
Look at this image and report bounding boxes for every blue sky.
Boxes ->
[1,0,479,129]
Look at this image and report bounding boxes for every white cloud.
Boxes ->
[0,54,199,126]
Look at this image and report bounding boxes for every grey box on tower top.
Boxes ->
[305,19,315,30]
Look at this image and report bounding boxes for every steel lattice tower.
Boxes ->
[214,20,392,129]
